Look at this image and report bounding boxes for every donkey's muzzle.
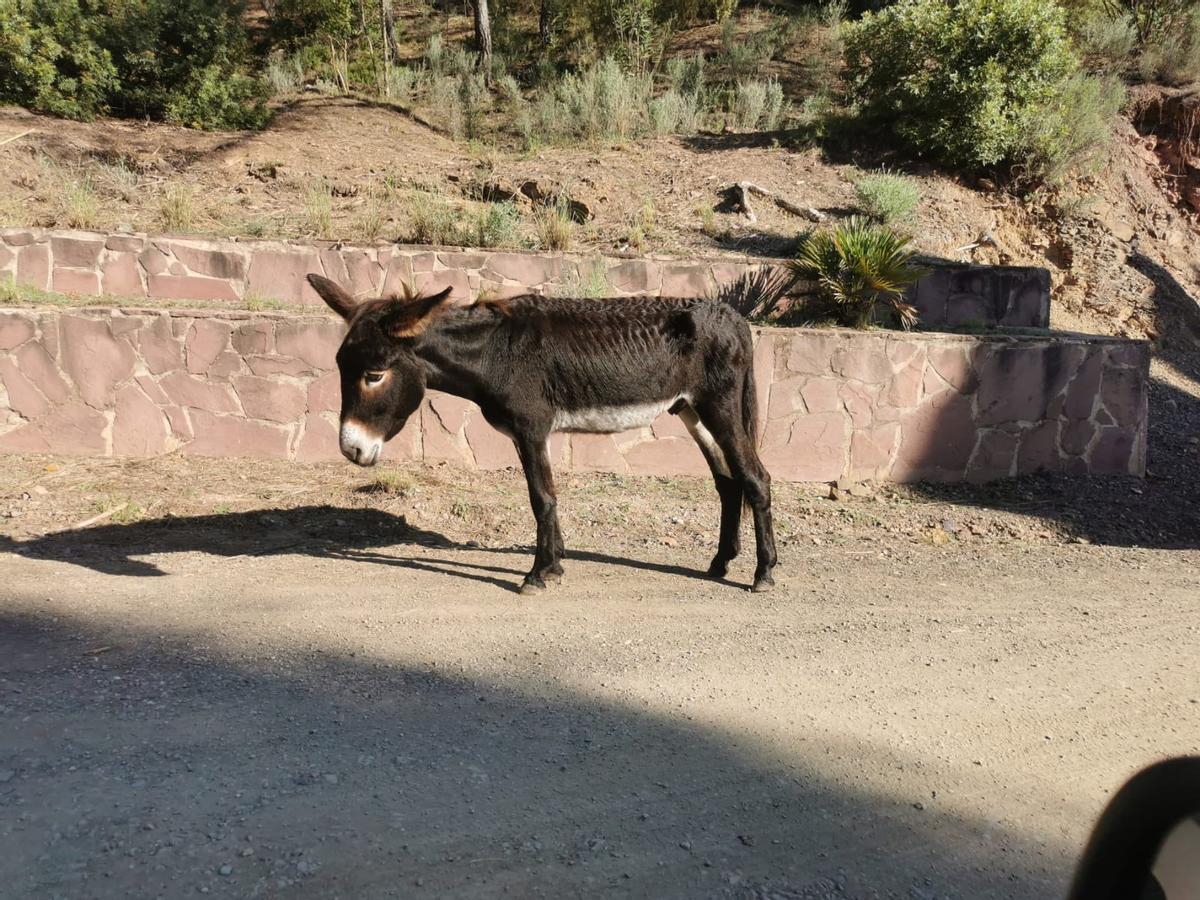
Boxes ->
[340,420,383,467]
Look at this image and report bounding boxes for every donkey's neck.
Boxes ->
[413,312,505,405]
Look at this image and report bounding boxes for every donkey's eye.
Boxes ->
[364,371,386,386]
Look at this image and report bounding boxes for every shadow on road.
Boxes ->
[0,607,1068,899]
[0,505,726,591]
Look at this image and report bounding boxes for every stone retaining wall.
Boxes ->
[1,228,1050,329]
[0,307,1147,481]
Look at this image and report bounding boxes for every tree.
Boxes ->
[474,0,492,80]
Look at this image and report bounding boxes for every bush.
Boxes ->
[1018,72,1124,183]
[0,0,118,120]
[471,201,523,247]
[732,78,785,130]
[1071,9,1138,73]
[790,218,927,329]
[1137,6,1200,84]
[536,198,574,250]
[854,170,920,224]
[843,0,1081,171]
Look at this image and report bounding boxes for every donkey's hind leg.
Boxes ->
[514,434,565,594]
[679,403,741,579]
[693,399,777,593]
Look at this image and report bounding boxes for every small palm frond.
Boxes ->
[789,217,928,329]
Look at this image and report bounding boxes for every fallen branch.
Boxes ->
[67,502,127,531]
[0,129,32,148]
[732,181,827,224]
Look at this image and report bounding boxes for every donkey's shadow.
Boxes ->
[0,505,725,593]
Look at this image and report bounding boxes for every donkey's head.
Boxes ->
[307,274,453,467]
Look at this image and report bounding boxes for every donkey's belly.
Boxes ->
[552,395,687,433]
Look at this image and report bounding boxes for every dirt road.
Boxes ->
[1,449,1198,899]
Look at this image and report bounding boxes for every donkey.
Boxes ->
[306,273,777,594]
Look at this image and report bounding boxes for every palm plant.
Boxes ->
[790,217,928,329]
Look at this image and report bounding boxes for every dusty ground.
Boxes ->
[1,353,1198,899]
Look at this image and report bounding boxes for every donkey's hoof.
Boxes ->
[751,573,775,593]
[519,577,547,595]
[543,569,564,585]
[706,558,730,579]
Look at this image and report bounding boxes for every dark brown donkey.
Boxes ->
[306,274,777,594]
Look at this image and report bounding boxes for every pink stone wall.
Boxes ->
[0,228,1050,330]
[0,307,1148,481]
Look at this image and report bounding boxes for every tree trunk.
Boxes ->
[474,0,493,81]
[539,0,552,49]
[382,0,401,60]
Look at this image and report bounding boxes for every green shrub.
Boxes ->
[471,201,523,247]
[266,53,304,96]
[790,217,928,329]
[536,198,574,250]
[409,193,464,245]
[843,0,1080,171]
[854,170,920,224]
[1071,9,1138,73]
[1018,72,1124,183]
[664,52,705,95]
[732,78,784,130]
[163,64,269,131]
[1137,6,1200,84]
[649,88,702,135]
[0,0,118,120]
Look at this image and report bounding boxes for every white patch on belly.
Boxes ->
[677,403,731,477]
[552,395,686,434]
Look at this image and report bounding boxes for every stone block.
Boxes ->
[482,253,561,286]
[760,411,848,482]
[4,401,107,455]
[185,319,233,374]
[849,421,900,479]
[307,372,341,414]
[59,315,135,409]
[137,315,185,374]
[232,375,307,423]
[105,235,145,252]
[113,384,168,456]
[1016,421,1061,475]
[1099,365,1145,428]
[159,371,238,413]
[570,433,628,473]
[413,268,471,302]
[344,251,384,297]
[295,413,341,462]
[247,355,315,377]
[624,435,709,476]
[185,409,291,458]
[3,230,39,247]
[661,264,713,297]
[831,337,892,384]
[247,249,324,304]
[966,429,1019,482]
[0,313,35,350]
[427,392,470,434]
[275,320,343,370]
[464,412,520,469]
[606,260,661,294]
[169,241,247,280]
[1088,426,1137,475]
[382,254,415,297]
[15,342,70,403]
[0,357,51,418]
[232,322,272,356]
[800,377,841,414]
[101,253,144,296]
[50,236,104,268]
[419,401,472,465]
[140,246,171,275]
[17,243,50,289]
[148,274,239,302]
[786,333,838,376]
[892,390,976,481]
[926,346,978,394]
[52,268,100,295]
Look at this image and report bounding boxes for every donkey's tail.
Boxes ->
[742,357,760,450]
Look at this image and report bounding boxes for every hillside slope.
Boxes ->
[1,90,1197,343]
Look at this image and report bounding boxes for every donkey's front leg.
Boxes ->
[514,434,565,594]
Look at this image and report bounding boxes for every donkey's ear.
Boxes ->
[380,286,454,339]
[307,274,357,321]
